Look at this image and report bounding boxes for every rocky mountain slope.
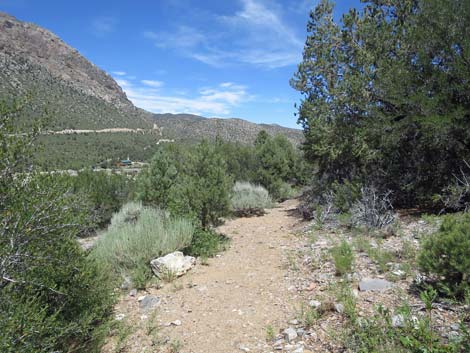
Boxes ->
[0,12,302,168]
[152,113,302,145]
[0,12,152,129]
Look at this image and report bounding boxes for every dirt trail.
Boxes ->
[110,199,303,353]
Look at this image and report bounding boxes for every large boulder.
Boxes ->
[150,251,196,278]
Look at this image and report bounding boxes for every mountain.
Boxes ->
[152,113,302,145]
[0,12,303,169]
[0,12,153,129]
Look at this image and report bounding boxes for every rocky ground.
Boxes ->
[102,200,468,353]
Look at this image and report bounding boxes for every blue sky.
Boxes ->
[0,0,361,129]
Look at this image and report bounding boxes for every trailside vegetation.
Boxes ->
[0,100,114,353]
[291,0,470,210]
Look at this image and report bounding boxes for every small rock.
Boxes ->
[293,347,304,353]
[139,295,161,311]
[392,270,406,277]
[392,314,405,328]
[450,323,460,331]
[296,328,305,336]
[289,319,299,325]
[448,331,460,340]
[129,289,137,297]
[358,278,393,292]
[115,313,126,321]
[239,345,250,352]
[171,319,182,326]
[309,300,321,309]
[120,276,132,290]
[334,303,344,314]
[283,327,298,343]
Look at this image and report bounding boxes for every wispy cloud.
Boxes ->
[112,71,127,76]
[141,80,164,88]
[91,16,118,37]
[144,0,303,69]
[117,78,251,116]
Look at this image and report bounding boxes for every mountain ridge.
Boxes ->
[0,11,303,169]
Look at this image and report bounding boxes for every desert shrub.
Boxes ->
[254,132,305,200]
[331,180,361,213]
[58,170,133,233]
[341,303,468,353]
[0,101,114,353]
[441,161,470,212]
[277,182,299,201]
[230,181,273,216]
[136,141,232,229]
[0,177,115,353]
[90,202,194,285]
[350,187,396,229]
[184,228,229,259]
[330,240,354,276]
[418,213,470,298]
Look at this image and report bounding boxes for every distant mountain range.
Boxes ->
[0,12,302,168]
[151,113,302,145]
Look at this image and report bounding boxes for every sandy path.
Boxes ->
[155,199,301,353]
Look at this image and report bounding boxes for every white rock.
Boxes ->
[391,314,405,328]
[308,300,321,309]
[115,313,126,321]
[283,327,298,343]
[335,303,344,314]
[150,251,196,278]
[171,319,182,326]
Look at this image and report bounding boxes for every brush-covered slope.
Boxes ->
[152,113,303,145]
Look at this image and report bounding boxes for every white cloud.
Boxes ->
[91,16,118,37]
[144,26,207,49]
[119,78,250,116]
[143,0,303,69]
[112,71,127,76]
[141,80,164,88]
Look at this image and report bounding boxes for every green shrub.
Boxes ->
[330,240,354,276]
[418,213,470,298]
[184,228,229,258]
[136,141,232,229]
[277,182,298,201]
[230,181,273,216]
[90,202,194,285]
[55,170,133,233]
[341,303,468,353]
[0,101,114,353]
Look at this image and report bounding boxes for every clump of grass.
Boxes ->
[266,325,275,341]
[297,302,321,328]
[330,240,354,276]
[91,202,194,286]
[230,181,273,216]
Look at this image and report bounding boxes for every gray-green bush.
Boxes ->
[230,182,273,216]
[91,202,194,286]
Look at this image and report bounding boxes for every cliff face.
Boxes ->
[0,12,131,108]
[0,12,153,130]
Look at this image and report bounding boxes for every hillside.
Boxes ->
[152,113,302,145]
[0,12,152,130]
[0,12,302,169]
